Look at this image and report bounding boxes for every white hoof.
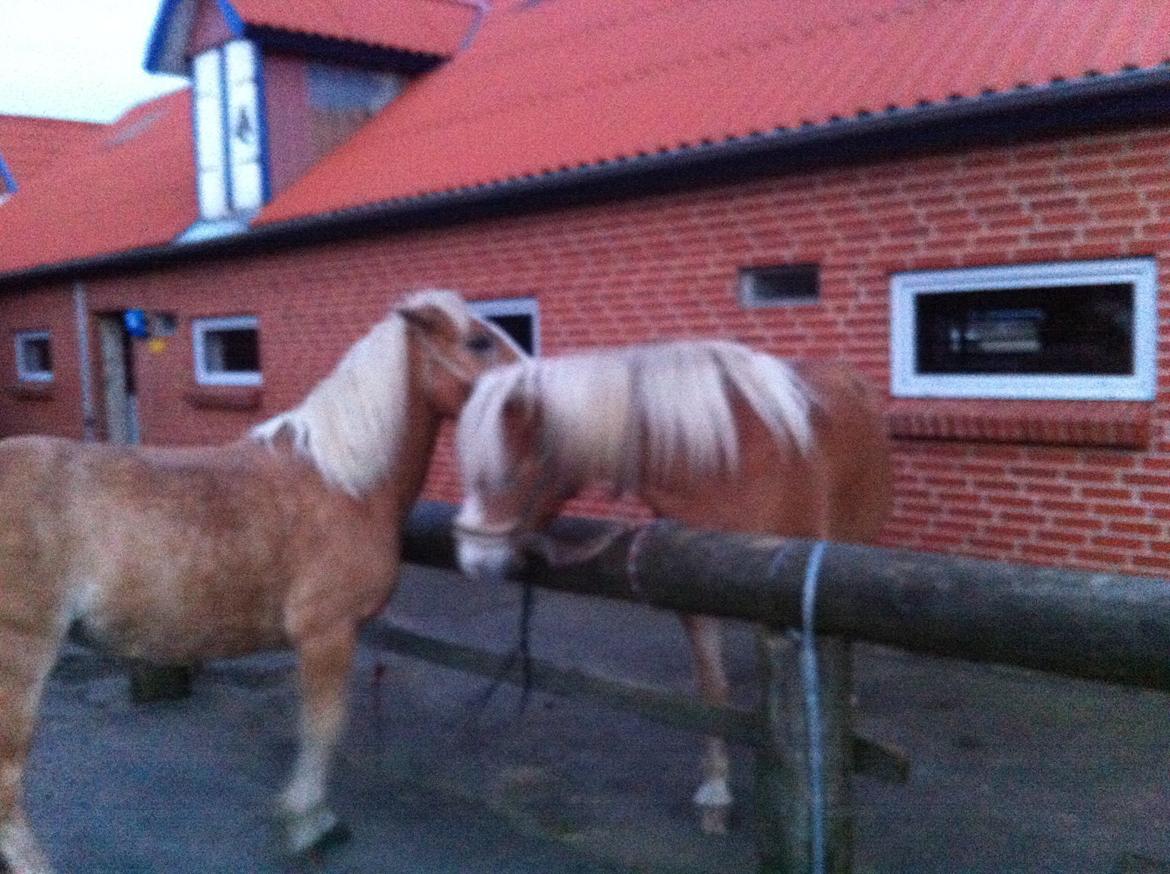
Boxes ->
[280,803,348,856]
[693,777,732,835]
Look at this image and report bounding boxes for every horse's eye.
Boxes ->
[466,333,494,354]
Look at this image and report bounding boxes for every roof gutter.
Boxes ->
[5,65,1170,290]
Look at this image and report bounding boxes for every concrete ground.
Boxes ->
[23,564,1170,873]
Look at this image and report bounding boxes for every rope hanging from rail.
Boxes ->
[802,541,829,874]
[763,539,829,873]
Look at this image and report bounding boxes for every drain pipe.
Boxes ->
[72,280,98,442]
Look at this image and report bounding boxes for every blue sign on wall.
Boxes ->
[123,309,150,339]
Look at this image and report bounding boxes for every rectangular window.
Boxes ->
[471,298,539,356]
[193,316,261,386]
[192,40,266,220]
[15,330,53,382]
[738,264,819,307]
[891,259,1156,400]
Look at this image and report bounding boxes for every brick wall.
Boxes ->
[4,121,1170,574]
[0,281,85,439]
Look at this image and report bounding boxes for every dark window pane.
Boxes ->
[206,328,260,373]
[20,337,51,373]
[915,284,1133,376]
[487,314,535,355]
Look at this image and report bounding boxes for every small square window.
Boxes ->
[891,258,1156,400]
[738,264,820,308]
[15,331,53,382]
[193,316,261,386]
[471,298,540,356]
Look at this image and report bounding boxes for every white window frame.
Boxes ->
[471,297,541,356]
[192,39,265,220]
[890,258,1157,401]
[192,316,262,386]
[14,330,53,382]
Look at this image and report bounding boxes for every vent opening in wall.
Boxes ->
[738,264,819,307]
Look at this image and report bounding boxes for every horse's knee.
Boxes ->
[0,732,30,819]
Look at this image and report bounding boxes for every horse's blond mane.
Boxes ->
[251,289,475,496]
[458,340,815,491]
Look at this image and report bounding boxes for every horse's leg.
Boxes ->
[0,608,64,874]
[278,624,357,856]
[680,613,733,835]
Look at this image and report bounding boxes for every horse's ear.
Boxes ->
[397,303,448,335]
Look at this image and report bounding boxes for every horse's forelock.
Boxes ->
[457,361,532,490]
[398,288,474,334]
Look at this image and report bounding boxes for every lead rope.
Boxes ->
[800,541,828,874]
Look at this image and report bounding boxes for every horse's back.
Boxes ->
[793,360,892,542]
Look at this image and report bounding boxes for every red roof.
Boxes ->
[231,0,478,57]
[0,92,196,275]
[258,0,1170,225]
[4,0,1170,277]
[0,116,105,189]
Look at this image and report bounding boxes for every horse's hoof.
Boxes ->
[698,804,730,835]
[283,805,351,858]
[302,821,352,859]
[693,777,732,835]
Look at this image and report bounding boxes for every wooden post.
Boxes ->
[755,629,853,874]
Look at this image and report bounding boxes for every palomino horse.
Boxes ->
[452,340,891,834]
[0,290,521,874]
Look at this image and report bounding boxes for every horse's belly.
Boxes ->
[75,577,288,663]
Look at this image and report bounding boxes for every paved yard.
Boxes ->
[24,564,1170,872]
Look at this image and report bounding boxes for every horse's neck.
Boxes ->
[360,385,443,524]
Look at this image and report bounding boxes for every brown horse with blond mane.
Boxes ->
[0,290,521,874]
[453,340,891,834]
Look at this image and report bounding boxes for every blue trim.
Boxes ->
[143,0,185,74]
[0,152,17,195]
[215,0,245,37]
[217,46,234,210]
[254,46,271,204]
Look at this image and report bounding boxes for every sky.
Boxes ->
[0,0,186,122]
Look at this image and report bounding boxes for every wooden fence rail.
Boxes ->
[400,501,1170,692]
[374,500,1170,873]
